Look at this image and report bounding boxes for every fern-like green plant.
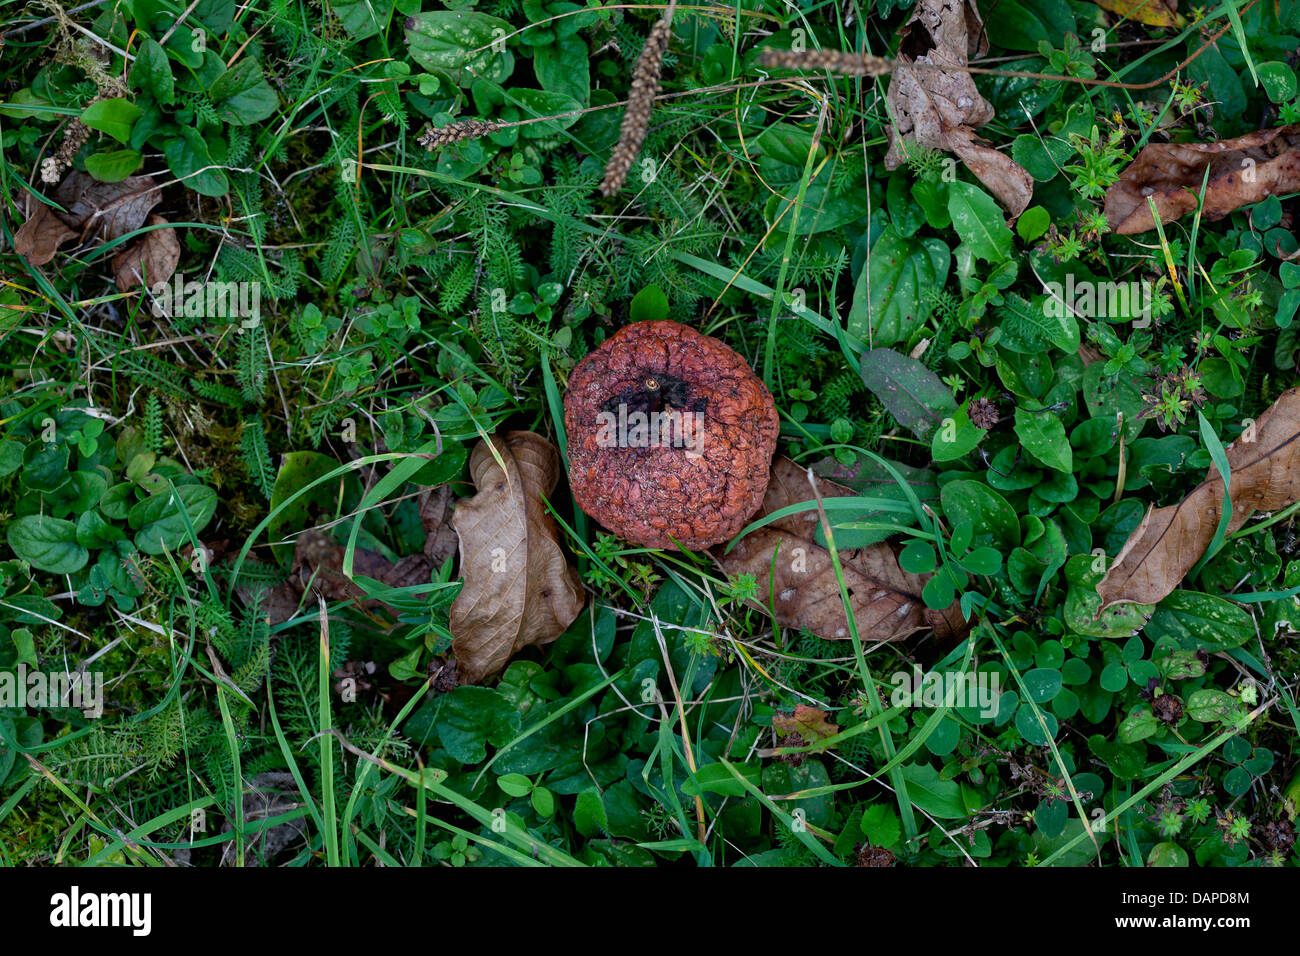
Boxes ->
[241,415,275,501]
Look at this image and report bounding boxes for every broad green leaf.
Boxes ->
[6,515,88,574]
[406,11,516,85]
[859,804,901,848]
[80,98,142,144]
[899,762,970,820]
[510,89,581,138]
[1015,408,1072,472]
[85,149,143,182]
[1259,61,1298,103]
[574,788,607,837]
[1017,205,1050,241]
[947,181,1012,263]
[849,226,949,345]
[931,406,987,461]
[436,686,521,764]
[327,0,395,38]
[129,483,218,554]
[857,348,956,438]
[682,761,761,797]
[629,285,669,323]
[534,36,589,104]
[163,127,228,196]
[130,39,175,105]
[939,480,1020,550]
[1144,590,1254,651]
[1148,841,1189,866]
[1000,292,1080,353]
[210,58,279,125]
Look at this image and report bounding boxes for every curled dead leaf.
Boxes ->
[12,171,166,270]
[883,0,1033,216]
[713,456,968,644]
[53,171,162,242]
[772,705,840,751]
[1105,124,1300,235]
[449,431,585,684]
[12,189,78,267]
[419,484,459,567]
[112,214,180,291]
[1098,387,1300,609]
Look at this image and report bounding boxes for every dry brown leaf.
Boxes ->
[773,705,840,750]
[1092,0,1184,28]
[239,466,462,626]
[419,484,459,567]
[53,171,162,242]
[12,190,77,267]
[449,431,585,684]
[1098,387,1300,609]
[944,125,1034,217]
[1104,125,1300,235]
[713,456,969,644]
[883,0,1033,216]
[112,214,180,291]
[12,172,165,270]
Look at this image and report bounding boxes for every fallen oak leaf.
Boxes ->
[1104,124,1300,234]
[112,214,180,291]
[449,431,584,684]
[883,0,1033,216]
[1098,386,1300,610]
[713,456,968,644]
[11,172,165,269]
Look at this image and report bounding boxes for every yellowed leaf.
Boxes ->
[1093,0,1184,29]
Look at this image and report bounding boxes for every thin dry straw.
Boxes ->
[599,1,676,197]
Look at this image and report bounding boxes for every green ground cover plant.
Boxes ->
[0,0,1298,868]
